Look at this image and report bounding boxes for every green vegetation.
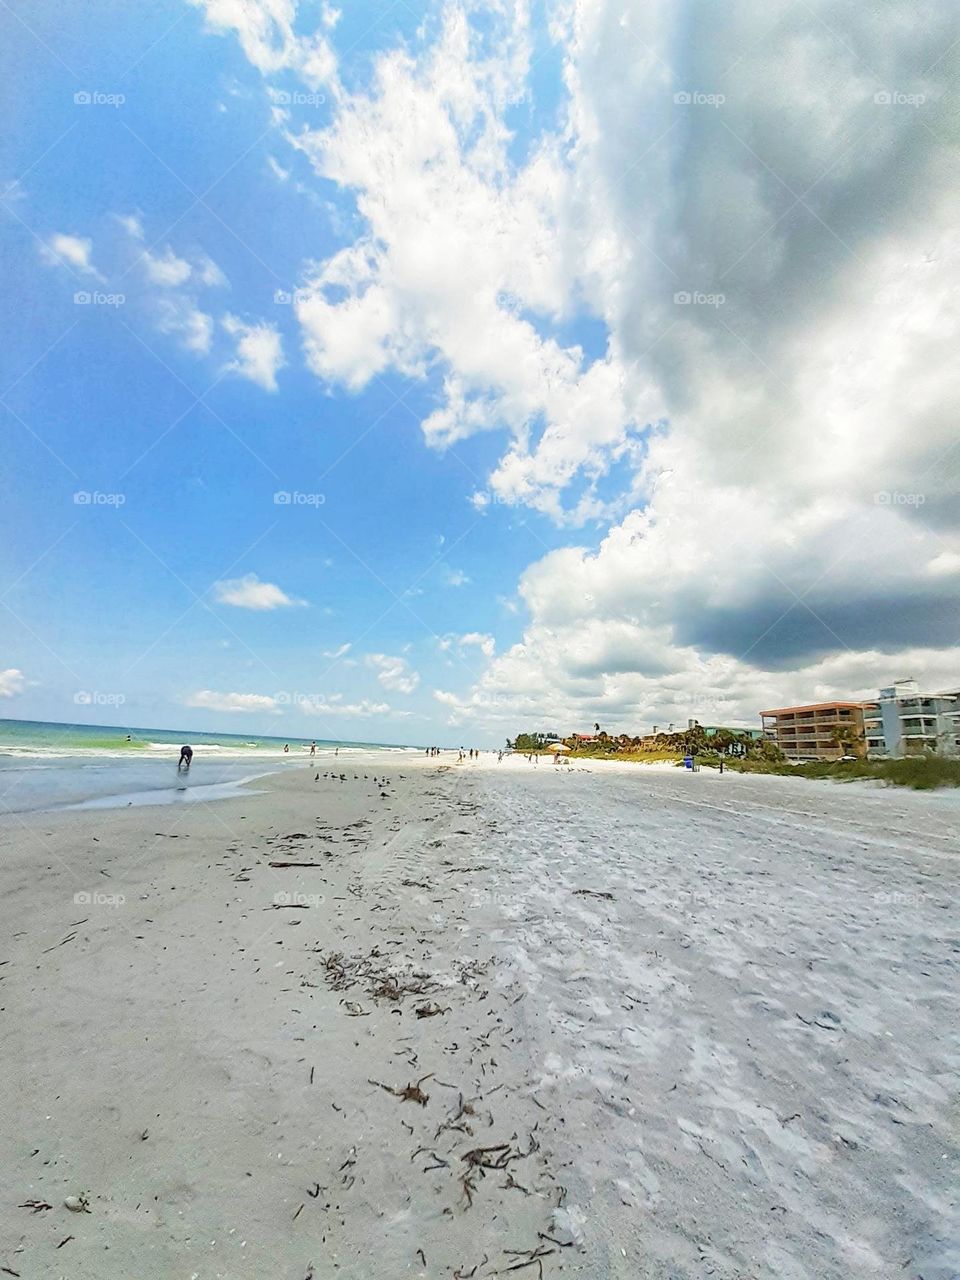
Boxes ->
[510,727,960,788]
[511,723,780,763]
[702,753,960,789]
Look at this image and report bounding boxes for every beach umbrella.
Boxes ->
[547,741,571,752]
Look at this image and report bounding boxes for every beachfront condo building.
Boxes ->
[865,679,960,758]
[759,702,867,761]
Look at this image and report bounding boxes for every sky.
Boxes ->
[1,0,958,747]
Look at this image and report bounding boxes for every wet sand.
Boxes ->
[1,755,957,1278]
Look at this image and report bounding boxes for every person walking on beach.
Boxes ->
[310,741,316,760]
[178,745,193,770]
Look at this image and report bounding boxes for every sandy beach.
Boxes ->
[1,755,957,1279]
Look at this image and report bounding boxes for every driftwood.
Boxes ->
[368,1074,433,1106]
[269,861,326,869]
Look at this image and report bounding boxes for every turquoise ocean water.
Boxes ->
[0,719,414,814]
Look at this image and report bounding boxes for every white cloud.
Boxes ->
[444,568,470,588]
[198,255,227,287]
[141,245,227,289]
[223,315,285,390]
[367,653,420,694]
[189,0,339,90]
[157,297,215,353]
[322,642,352,659]
[459,632,495,659]
[210,0,960,729]
[213,573,305,610]
[267,155,290,182]
[0,668,26,698]
[128,226,226,355]
[927,551,960,578]
[143,248,192,287]
[40,233,99,276]
[114,213,144,239]
[297,693,393,717]
[186,689,278,713]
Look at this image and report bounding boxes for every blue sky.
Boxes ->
[1,0,581,745]
[2,0,958,744]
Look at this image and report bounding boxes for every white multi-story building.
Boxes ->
[866,679,960,758]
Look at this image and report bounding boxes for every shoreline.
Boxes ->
[2,757,957,1278]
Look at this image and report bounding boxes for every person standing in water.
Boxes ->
[178,745,193,770]
[310,741,316,760]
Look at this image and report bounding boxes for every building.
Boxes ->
[867,679,960,758]
[760,702,867,761]
[688,720,765,741]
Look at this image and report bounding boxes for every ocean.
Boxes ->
[0,719,415,814]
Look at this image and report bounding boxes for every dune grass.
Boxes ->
[701,753,960,789]
[547,747,960,789]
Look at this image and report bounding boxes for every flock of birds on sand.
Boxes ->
[314,771,394,799]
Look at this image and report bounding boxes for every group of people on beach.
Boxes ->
[177,738,328,772]
[424,746,483,761]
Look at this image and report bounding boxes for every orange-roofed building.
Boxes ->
[759,701,868,762]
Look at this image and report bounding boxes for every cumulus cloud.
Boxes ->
[367,653,420,694]
[189,0,338,90]
[213,573,305,610]
[143,247,192,287]
[209,0,960,730]
[0,668,26,698]
[40,233,99,276]
[458,632,495,659]
[186,689,278,713]
[223,315,285,390]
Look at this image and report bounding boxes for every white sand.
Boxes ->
[1,754,957,1278]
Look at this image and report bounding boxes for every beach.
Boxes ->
[1,754,957,1279]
